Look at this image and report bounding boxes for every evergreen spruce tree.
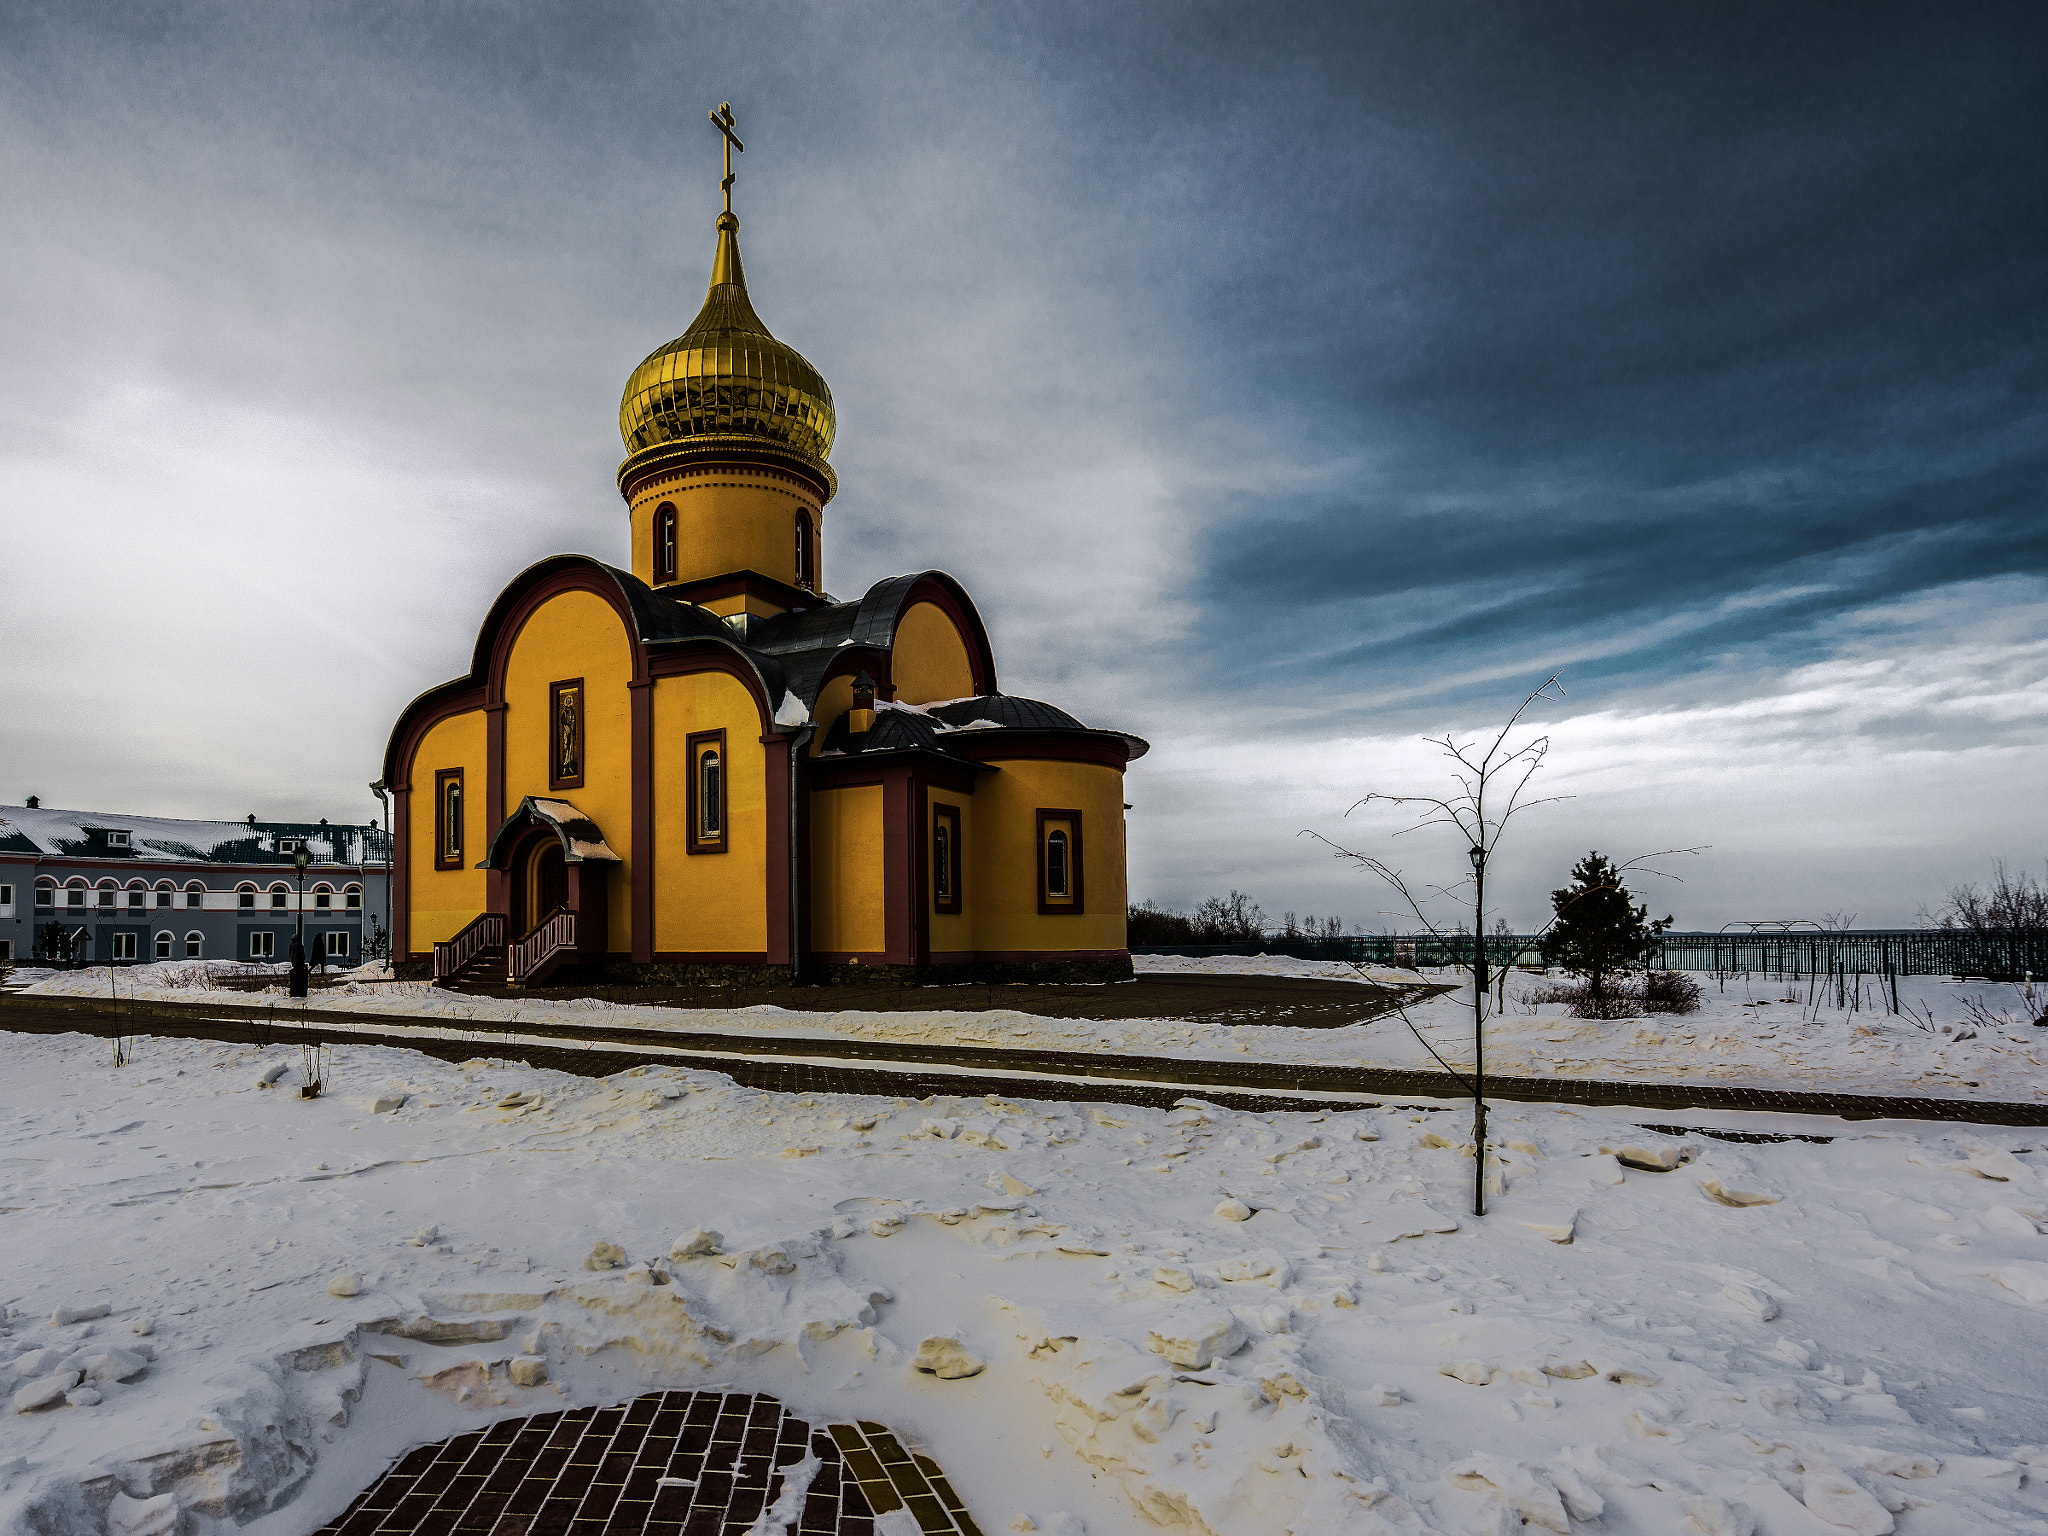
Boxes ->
[1540,852,1671,1014]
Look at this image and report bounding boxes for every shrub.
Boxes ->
[1640,970,1702,1014]
[1526,969,1700,1019]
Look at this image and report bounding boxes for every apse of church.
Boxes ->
[383,105,1147,988]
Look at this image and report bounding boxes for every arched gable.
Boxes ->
[381,554,789,790]
[850,572,998,698]
[482,559,648,703]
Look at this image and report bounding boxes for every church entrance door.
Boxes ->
[516,838,570,938]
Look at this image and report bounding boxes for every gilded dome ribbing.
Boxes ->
[618,213,835,476]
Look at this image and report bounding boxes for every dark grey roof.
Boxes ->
[816,705,953,757]
[929,695,1086,731]
[750,571,927,657]
[814,694,1150,763]
[601,564,792,703]
[747,570,995,710]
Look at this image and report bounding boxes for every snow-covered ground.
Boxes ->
[7,1027,2048,1536]
[24,957,2048,1103]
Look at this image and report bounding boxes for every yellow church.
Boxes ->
[382,109,1147,988]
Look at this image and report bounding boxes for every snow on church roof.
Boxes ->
[0,805,389,866]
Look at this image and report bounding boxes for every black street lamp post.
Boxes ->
[289,846,311,998]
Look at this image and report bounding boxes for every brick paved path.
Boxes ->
[314,1390,982,1536]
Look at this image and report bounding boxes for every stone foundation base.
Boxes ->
[598,955,1135,988]
[405,954,1135,991]
[814,955,1136,987]
[590,962,797,988]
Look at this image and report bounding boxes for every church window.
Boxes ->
[97,883,115,908]
[186,883,206,908]
[686,730,728,854]
[344,885,362,909]
[933,803,961,914]
[314,886,332,910]
[155,882,174,907]
[127,884,146,908]
[325,931,350,958]
[249,932,275,960]
[111,932,137,960]
[69,884,88,908]
[154,931,172,960]
[35,881,54,909]
[795,513,814,591]
[549,680,584,790]
[1037,811,1083,914]
[185,932,203,958]
[270,885,289,909]
[237,884,256,909]
[654,503,678,583]
[435,769,465,868]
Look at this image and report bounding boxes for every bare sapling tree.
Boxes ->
[1303,676,1571,1218]
[1305,677,1702,1218]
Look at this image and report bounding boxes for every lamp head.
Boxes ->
[293,847,311,873]
[1468,845,1485,871]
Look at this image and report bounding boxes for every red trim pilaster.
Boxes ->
[485,703,508,913]
[391,786,411,959]
[881,763,916,966]
[763,732,793,967]
[630,677,653,964]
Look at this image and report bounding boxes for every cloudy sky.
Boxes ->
[3,2,2043,930]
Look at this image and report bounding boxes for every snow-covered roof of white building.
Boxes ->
[0,805,389,867]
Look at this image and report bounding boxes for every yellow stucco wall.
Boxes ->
[652,669,769,955]
[700,592,793,620]
[630,469,822,595]
[808,674,859,756]
[811,784,885,954]
[891,602,977,705]
[962,758,1128,953]
[406,709,487,949]
[502,589,636,953]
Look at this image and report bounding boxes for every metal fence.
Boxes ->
[1134,930,2048,979]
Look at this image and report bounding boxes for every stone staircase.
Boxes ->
[439,945,509,993]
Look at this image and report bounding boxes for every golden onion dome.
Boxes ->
[618,212,836,481]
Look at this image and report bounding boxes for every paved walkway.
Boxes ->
[4,991,2043,1128]
[314,1389,980,1536]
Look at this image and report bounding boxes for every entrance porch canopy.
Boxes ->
[478,796,623,870]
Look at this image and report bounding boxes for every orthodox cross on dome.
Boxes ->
[709,101,745,215]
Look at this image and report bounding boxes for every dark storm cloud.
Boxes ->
[1129,5,2048,724]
